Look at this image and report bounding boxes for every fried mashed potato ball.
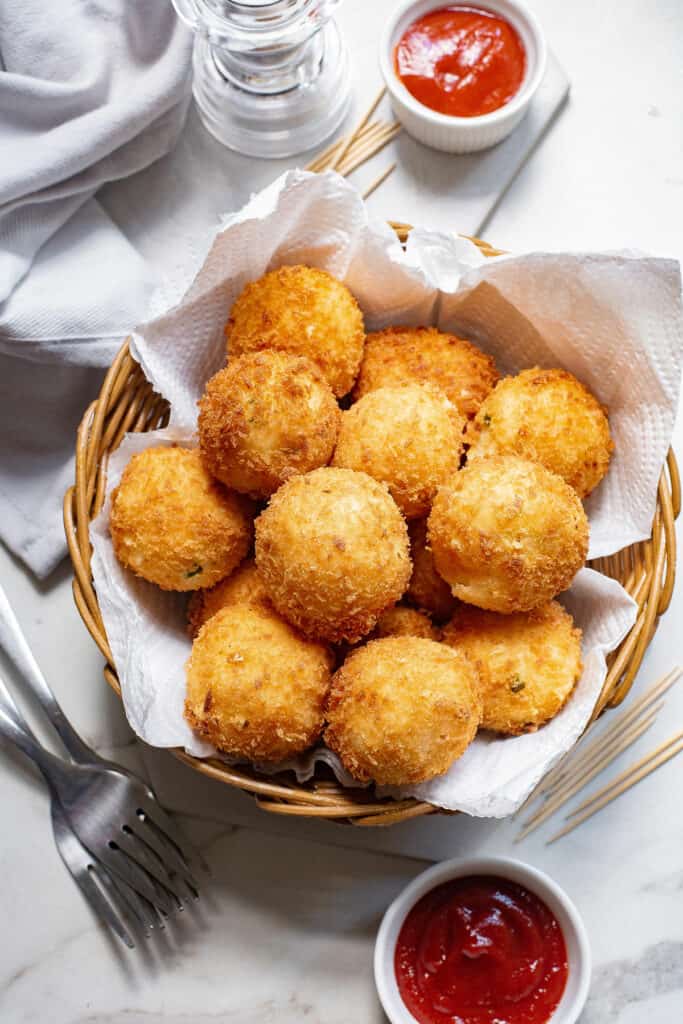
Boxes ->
[352,326,499,419]
[225,265,365,398]
[187,558,270,637]
[110,446,252,592]
[255,467,411,643]
[467,367,614,498]
[406,518,459,622]
[443,601,582,734]
[198,351,341,499]
[185,604,332,762]
[333,604,438,666]
[428,455,589,613]
[332,383,464,519]
[371,605,440,642]
[325,637,481,785]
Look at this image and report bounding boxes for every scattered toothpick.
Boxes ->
[547,729,683,844]
[305,86,400,199]
[362,162,397,200]
[516,667,681,817]
[330,85,388,172]
[514,667,682,843]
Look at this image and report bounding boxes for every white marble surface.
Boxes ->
[2,1,683,1021]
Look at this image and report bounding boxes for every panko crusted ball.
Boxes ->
[325,637,481,785]
[332,383,464,519]
[255,467,411,643]
[443,601,582,734]
[371,604,440,642]
[198,351,341,498]
[187,558,270,637]
[352,326,499,419]
[467,367,614,498]
[110,446,252,591]
[405,518,459,622]
[185,604,332,762]
[428,455,589,613]
[225,265,365,398]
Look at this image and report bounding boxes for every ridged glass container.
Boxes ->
[172,0,351,158]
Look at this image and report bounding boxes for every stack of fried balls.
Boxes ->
[110,265,614,787]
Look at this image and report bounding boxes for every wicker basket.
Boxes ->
[64,227,680,827]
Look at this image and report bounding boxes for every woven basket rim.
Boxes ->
[64,226,681,826]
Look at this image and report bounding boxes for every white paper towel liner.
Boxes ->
[91,169,683,816]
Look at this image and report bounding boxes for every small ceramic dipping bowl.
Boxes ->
[374,855,591,1024]
[379,0,547,153]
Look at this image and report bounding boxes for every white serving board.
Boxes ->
[365,49,570,237]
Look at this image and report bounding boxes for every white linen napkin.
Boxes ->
[0,0,192,576]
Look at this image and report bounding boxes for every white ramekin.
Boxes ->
[379,0,547,153]
[375,856,591,1024]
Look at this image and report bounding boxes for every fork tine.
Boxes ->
[96,842,176,915]
[128,823,199,895]
[51,803,137,949]
[113,829,187,906]
[104,871,157,936]
[131,812,201,892]
[78,865,136,949]
[135,798,209,875]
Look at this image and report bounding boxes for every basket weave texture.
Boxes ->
[64,227,680,827]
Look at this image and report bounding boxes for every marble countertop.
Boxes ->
[2,1,683,1021]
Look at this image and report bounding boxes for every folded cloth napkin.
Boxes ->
[0,0,192,577]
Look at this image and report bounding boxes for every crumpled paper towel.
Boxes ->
[90,169,683,817]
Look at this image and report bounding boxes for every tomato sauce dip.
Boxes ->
[394,6,526,118]
[394,874,568,1024]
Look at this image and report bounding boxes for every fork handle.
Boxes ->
[0,673,74,789]
[0,581,99,764]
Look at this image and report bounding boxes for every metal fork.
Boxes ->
[0,674,158,947]
[0,582,204,920]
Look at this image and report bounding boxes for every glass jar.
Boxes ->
[172,0,351,158]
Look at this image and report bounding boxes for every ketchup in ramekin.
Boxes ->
[394,874,568,1024]
[394,6,526,118]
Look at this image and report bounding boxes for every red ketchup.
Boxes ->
[395,875,568,1024]
[394,6,526,118]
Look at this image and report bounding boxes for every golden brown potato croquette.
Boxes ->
[255,467,411,643]
[325,637,481,785]
[443,601,582,734]
[225,265,365,398]
[371,605,440,642]
[332,383,464,519]
[198,351,341,499]
[352,326,499,419]
[428,455,589,613]
[405,518,459,622]
[187,558,270,637]
[185,604,332,762]
[110,447,252,591]
[467,367,614,497]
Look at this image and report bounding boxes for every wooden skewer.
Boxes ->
[336,123,402,177]
[542,668,680,797]
[308,121,398,178]
[524,701,663,825]
[330,85,387,172]
[567,728,683,819]
[525,667,682,806]
[514,707,660,842]
[536,691,670,813]
[362,162,396,199]
[306,120,378,173]
[337,122,399,171]
[514,670,672,821]
[546,732,683,844]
